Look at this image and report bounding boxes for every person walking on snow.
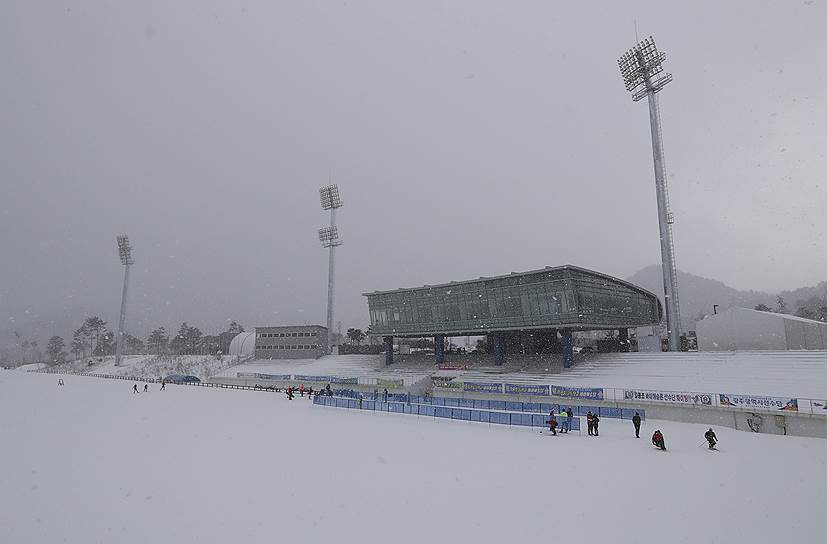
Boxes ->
[286,387,294,400]
[299,383,305,397]
[632,412,642,438]
[566,408,573,434]
[591,413,600,436]
[143,384,148,393]
[160,381,166,391]
[704,428,718,450]
[133,384,139,394]
[652,430,666,450]
[586,411,594,435]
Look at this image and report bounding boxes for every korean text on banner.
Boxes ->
[719,394,798,412]
[623,389,712,406]
[463,382,503,394]
[432,377,462,390]
[330,377,358,385]
[293,375,332,383]
[550,385,604,401]
[237,372,292,381]
[504,383,550,396]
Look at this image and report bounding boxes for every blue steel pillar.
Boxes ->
[493,333,505,367]
[383,336,394,366]
[435,335,445,365]
[562,329,573,369]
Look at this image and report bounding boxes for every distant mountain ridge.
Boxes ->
[627,265,827,328]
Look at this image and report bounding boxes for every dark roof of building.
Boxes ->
[362,264,659,300]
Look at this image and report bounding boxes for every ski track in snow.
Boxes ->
[0,371,824,544]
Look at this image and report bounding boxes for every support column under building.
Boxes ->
[562,329,573,369]
[493,333,505,367]
[434,335,445,365]
[383,336,394,366]
[618,328,630,352]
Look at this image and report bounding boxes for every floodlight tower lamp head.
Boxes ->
[116,235,134,265]
[319,184,343,210]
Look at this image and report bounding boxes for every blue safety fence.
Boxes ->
[315,395,584,431]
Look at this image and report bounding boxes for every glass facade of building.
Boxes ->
[364,266,661,337]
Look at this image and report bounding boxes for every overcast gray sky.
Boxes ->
[1,0,826,347]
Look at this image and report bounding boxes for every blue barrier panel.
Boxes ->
[435,407,452,419]
[364,400,375,410]
[389,402,404,413]
[490,411,510,425]
[506,401,523,412]
[532,414,547,427]
[600,407,622,419]
[511,413,532,426]
[539,403,553,413]
[489,400,507,411]
[458,399,475,409]
[444,398,460,408]
[452,408,472,421]
[348,399,358,409]
[403,404,416,414]
[470,410,482,422]
[621,408,645,420]
[376,402,388,412]
[571,417,581,431]
[575,405,600,417]
[477,410,491,423]
[420,405,436,417]
[432,397,445,406]
[473,399,491,410]
[523,402,542,413]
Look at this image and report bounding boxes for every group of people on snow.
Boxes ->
[544,407,718,452]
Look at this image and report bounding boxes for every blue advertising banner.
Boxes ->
[550,385,604,401]
[293,375,332,383]
[463,382,503,393]
[237,372,292,381]
[330,377,358,385]
[504,383,550,396]
[719,394,798,412]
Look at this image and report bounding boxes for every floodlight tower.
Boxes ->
[618,36,683,351]
[114,235,134,367]
[318,185,343,353]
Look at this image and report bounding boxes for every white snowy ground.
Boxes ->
[1,371,824,544]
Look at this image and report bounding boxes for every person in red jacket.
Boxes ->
[652,430,666,450]
[299,383,305,397]
[546,413,558,436]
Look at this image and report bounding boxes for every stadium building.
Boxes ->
[253,325,327,360]
[364,265,662,367]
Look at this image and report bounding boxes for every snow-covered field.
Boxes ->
[1,371,824,544]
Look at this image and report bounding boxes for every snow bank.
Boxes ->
[0,371,823,544]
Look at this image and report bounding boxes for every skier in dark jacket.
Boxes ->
[704,428,718,449]
[652,430,666,450]
[591,413,600,436]
[286,387,294,400]
[133,384,138,394]
[325,384,333,396]
[586,411,594,435]
[632,412,642,438]
[160,381,166,391]
[143,384,148,393]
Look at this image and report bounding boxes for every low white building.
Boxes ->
[696,307,827,351]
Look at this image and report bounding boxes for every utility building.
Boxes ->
[697,307,827,351]
[254,325,327,360]
[364,265,662,367]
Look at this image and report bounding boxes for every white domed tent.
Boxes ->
[228,332,256,360]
